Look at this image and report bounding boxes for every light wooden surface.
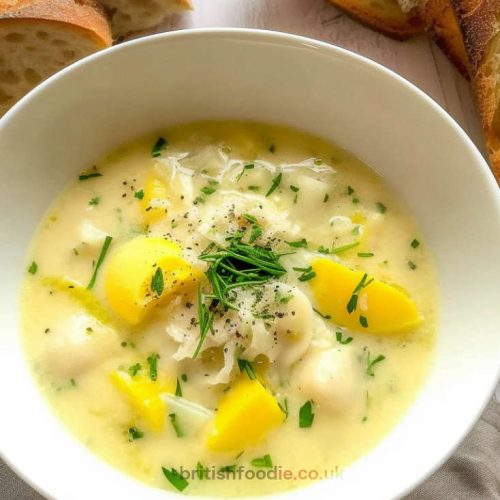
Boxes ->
[156,0,485,153]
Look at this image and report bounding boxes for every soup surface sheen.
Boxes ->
[21,121,438,496]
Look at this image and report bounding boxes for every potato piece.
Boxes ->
[310,258,420,334]
[292,347,358,412]
[140,174,169,225]
[104,237,202,325]
[42,277,114,327]
[110,370,173,432]
[207,377,285,452]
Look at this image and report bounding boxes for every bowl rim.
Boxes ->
[1,27,499,500]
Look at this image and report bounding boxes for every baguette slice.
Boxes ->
[420,0,470,76]
[0,0,111,116]
[327,0,425,40]
[453,0,500,180]
[99,0,192,40]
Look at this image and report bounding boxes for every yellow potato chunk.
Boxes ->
[310,258,420,335]
[140,174,169,225]
[207,378,285,452]
[42,277,114,327]
[104,237,202,325]
[110,371,173,432]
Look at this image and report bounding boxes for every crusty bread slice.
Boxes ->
[0,0,111,116]
[453,0,500,180]
[99,0,192,40]
[420,0,469,76]
[327,0,425,40]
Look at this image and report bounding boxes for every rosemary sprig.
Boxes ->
[193,232,287,356]
[193,287,214,358]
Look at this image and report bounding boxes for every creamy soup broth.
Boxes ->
[21,121,438,496]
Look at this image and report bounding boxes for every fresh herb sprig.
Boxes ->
[251,454,273,468]
[237,358,257,380]
[346,273,373,314]
[266,173,282,197]
[299,400,314,428]
[86,236,112,289]
[366,352,385,377]
[193,287,214,358]
[193,233,287,356]
[162,467,188,491]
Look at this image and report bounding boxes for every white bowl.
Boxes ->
[0,29,499,500]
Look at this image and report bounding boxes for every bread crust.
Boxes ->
[420,0,470,76]
[327,0,425,40]
[453,0,500,181]
[0,0,112,47]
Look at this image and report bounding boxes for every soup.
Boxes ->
[21,121,438,496]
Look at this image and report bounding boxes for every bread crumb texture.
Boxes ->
[0,0,111,116]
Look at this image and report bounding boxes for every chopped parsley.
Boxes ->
[151,137,167,158]
[366,352,385,377]
[134,189,144,200]
[88,196,100,206]
[332,241,359,254]
[78,171,102,181]
[243,214,263,243]
[242,213,257,223]
[276,291,293,304]
[346,273,373,314]
[251,454,273,468]
[162,467,188,492]
[168,413,183,437]
[323,193,329,203]
[195,179,219,204]
[236,163,254,181]
[219,465,237,473]
[347,185,354,195]
[299,400,314,428]
[313,308,331,320]
[196,462,207,480]
[181,373,188,382]
[237,359,257,380]
[317,245,331,254]
[128,427,144,441]
[278,398,289,418]
[28,261,38,275]
[247,185,260,191]
[175,377,183,397]
[336,330,353,345]
[293,266,316,282]
[249,224,263,243]
[408,260,417,270]
[193,287,214,358]
[70,378,77,387]
[286,238,308,249]
[265,172,282,197]
[147,353,159,381]
[290,185,299,203]
[268,144,276,153]
[359,315,369,328]
[128,363,141,377]
[411,238,420,249]
[86,235,112,290]
[151,267,164,297]
[357,252,374,258]
[376,202,387,214]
